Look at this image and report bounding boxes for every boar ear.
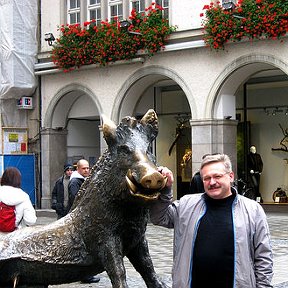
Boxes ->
[140,109,158,126]
[140,109,158,139]
[100,114,117,145]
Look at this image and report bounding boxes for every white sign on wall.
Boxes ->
[2,128,28,154]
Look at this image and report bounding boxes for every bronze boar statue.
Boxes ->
[0,109,168,288]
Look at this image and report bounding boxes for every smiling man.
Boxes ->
[150,154,273,288]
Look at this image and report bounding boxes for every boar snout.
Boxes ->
[140,171,165,190]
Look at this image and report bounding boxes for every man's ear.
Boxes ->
[229,171,235,183]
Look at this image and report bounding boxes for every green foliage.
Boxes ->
[52,3,176,72]
[201,0,288,50]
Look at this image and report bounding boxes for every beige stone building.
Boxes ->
[1,0,287,207]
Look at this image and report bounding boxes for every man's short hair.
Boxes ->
[200,154,232,173]
[77,159,89,168]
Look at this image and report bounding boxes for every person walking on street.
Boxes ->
[68,159,100,284]
[0,167,37,230]
[150,153,273,288]
[51,164,74,219]
[68,159,90,211]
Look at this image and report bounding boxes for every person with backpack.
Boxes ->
[0,167,37,232]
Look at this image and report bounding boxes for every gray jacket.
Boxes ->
[150,188,273,288]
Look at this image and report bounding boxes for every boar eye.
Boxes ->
[147,150,156,163]
[117,144,132,154]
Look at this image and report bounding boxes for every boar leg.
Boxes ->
[127,237,167,288]
[103,240,128,288]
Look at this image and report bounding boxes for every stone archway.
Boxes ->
[206,53,288,119]
[206,54,288,201]
[112,65,196,122]
[44,83,102,128]
[111,65,195,199]
[41,84,102,208]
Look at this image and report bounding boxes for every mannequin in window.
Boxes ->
[247,145,263,202]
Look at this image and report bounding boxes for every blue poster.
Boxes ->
[3,155,36,205]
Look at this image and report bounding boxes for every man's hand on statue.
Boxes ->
[158,166,174,187]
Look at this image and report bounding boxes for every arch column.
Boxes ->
[41,128,68,209]
[190,119,238,174]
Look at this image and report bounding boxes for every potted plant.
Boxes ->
[201,0,288,50]
[51,3,176,72]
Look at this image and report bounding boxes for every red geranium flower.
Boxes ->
[52,4,176,70]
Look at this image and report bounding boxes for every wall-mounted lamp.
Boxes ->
[128,30,142,35]
[275,108,283,115]
[233,14,245,20]
[44,32,55,46]
[119,20,142,35]
[119,20,131,30]
[222,1,236,10]
[264,107,287,116]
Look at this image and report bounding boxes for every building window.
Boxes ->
[67,0,81,24]
[109,0,123,22]
[66,1,170,25]
[88,0,101,25]
[155,0,169,19]
[130,0,145,13]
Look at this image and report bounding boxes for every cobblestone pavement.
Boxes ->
[36,211,288,288]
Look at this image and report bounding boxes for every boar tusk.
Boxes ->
[126,175,138,194]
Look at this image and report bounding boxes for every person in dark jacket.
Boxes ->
[51,164,73,219]
[68,159,100,284]
[67,159,90,211]
[189,171,204,194]
[189,154,209,194]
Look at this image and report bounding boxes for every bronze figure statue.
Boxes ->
[0,109,168,288]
